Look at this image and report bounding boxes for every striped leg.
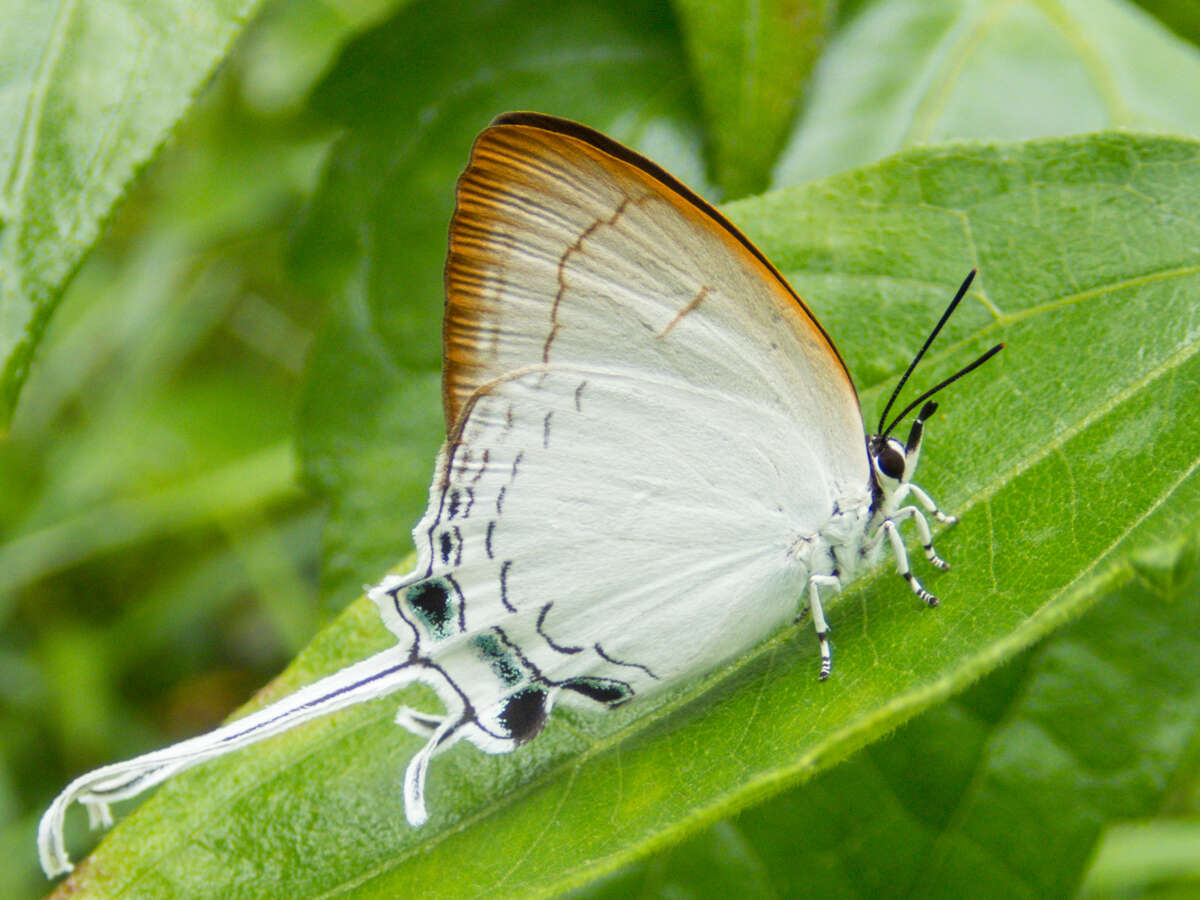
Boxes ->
[905,482,958,526]
[880,518,939,606]
[892,504,949,570]
[807,574,841,680]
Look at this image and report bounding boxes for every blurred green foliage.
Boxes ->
[0,1,393,895]
[3,0,1200,898]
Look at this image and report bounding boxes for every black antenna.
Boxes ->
[876,269,978,435]
[881,342,1004,439]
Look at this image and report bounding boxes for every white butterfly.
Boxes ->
[38,112,999,877]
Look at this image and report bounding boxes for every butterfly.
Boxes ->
[38,112,1000,877]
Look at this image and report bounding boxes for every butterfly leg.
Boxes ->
[905,482,958,526]
[891,504,949,570]
[807,574,841,680]
[880,517,939,606]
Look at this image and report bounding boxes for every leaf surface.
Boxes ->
[52,131,1200,899]
[670,0,833,198]
[775,0,1200,185]
[0,0,264,427]
[581,530,1200,899]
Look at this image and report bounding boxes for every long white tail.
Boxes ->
[38,646,422,877]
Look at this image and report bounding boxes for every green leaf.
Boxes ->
[1082,819,1200,897]
[0,0,268,429]
[51,131,1200,898]
[670,0,834,199]
[294,0,705,610]
[581,529,1200,899]
[776,0,1200,185]
[1135,0,1200,45]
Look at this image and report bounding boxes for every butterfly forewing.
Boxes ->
[444,114,868,496]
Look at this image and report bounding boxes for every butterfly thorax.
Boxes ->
[788,489,873,582]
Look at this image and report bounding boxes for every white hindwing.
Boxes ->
[374,365,869,733]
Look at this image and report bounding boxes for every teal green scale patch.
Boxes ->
[472,632,523,687]
[406,579,456,640]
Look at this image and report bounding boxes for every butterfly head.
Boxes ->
[869,399,936,503]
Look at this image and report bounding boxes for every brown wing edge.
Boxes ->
[441,111,858,433]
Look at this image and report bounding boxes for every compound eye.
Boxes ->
[876,443,905,480]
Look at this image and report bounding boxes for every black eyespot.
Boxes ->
[563,677,633,707]
[876,444,905,480]
[498,687,549,743]
[407,579,453,638]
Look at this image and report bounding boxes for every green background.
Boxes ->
[3,0,1200,897]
